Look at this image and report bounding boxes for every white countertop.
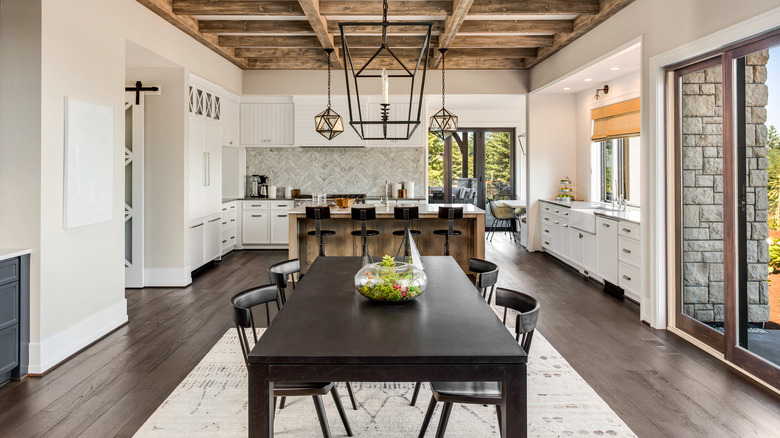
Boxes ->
[541,199,640,224]
[0,248,31,262]
[289,203,485,215]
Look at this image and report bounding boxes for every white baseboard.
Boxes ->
[144,268,192,287]
[28,299,128,374]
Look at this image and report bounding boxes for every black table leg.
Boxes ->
[249,364,274,437]
[504,363,527,438]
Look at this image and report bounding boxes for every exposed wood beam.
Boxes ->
[335,35,440,48]
[199,20,313,34]
[328,22,445,34]
[248,57,329,69]
[524,0,636,68]
[320,1,451,16]
[219,35,323,47]
[447,48,537,58]
[136,0,246,68]
[431,0,475,68]
[468,0,599,15]
[297,0,342,67]
[449,35,553,48]
[458,19,573,34]
[235,47,331,58]
[247,56,524,70]
[172,0,304,16]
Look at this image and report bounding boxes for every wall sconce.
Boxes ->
[595,85,609,100]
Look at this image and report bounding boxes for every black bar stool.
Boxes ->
[306,206,336,257]
[432,206,463,256]
[392,206,421,259]
[350,206,379,261]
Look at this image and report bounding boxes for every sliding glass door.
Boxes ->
[671,29,780,386]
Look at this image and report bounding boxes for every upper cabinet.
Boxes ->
[221,95,240,147]
[240,103,294,146]
[189,84,221,122]
[292,95,366,147]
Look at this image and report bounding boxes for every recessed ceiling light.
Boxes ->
[584,78,593,82]
[563,87,571,90]
[610,67,620,71]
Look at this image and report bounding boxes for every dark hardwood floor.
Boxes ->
[1,238,779,437]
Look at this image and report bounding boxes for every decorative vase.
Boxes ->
[354,261,427,303]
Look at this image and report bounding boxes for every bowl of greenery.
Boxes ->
[354,255,427,303]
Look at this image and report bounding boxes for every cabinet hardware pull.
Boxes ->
[623,248,632,254]
[208,217,221,223]
[544,229,550,233]
[564,212,569,216]
[579,233,583,238]
[277,205,288,207]
[277,215,286,217]
[230,219,235,222]
[222,208,227,211]
[231,236,235,240]
[553,221,559,224]
[251,204,263,207]
[554,210,559,213]
[622,228,631,233]
[544,241,550,245]
[252,214,262,217]
[231,206,235,209]
[190,223,204,229]
[222,240,227,244]
[544,217,549,221]
[222,221,227,225]
[622,275,632,281]
[563,224,569,228]
[602,223,610,227]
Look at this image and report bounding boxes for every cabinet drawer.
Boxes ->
[0,325,18,375]
[619,262,641,296]
[270,201,293,210]
[221,209,237,223]
[618,221,640,240]
[243,201,270,210]
[541,225,554,250]
[541,213,554,227]
[0,258,18,287]
[618,236,641,267]
[541,203,554,214]
[221,214,237,232]
[0,282,18,331]
[221,229,237,246]
[551,206,570,218]
[221,202,237,213]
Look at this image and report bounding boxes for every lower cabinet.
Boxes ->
[570,229,598,279]
[596,217,619,285]
[189,213,222,271]
[243,209,270,244]
[242,200,291,247]
[271,210,290,244]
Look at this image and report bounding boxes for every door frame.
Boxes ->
[124,92,145,288]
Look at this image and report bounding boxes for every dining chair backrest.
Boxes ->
[230,284,280,365]
[394,205,419,220]
[468,258,499,301]
[495,288,540,354]
[488,199,516,220]
[268,259,301,289]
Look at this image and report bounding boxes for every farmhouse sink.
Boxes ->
[569,208,597,233]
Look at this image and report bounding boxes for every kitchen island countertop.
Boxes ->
[287,203,485,215]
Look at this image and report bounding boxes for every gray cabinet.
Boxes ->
[0,254,29,384]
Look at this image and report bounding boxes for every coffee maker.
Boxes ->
[258,175,269,198]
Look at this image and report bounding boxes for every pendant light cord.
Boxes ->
[441,51,446,108]
[327,50,332,108]
[383,0,388,23]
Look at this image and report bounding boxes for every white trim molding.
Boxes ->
[646,7,780,329]
[144,268,193,287]
[28,299,128,374]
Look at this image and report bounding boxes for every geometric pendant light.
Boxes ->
[315,48,344,140]
[429,48,458,140]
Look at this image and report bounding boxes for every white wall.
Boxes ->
[244,70,529,96]
[574,72,641,201]
[526,94,577,251]
[0,0,244,373]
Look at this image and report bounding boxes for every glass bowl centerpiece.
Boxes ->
[354,255,427,303]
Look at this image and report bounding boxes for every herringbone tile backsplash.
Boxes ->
[246,147,426,197]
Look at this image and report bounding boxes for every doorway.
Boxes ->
[427,129,515,229]
[124,92,144,288]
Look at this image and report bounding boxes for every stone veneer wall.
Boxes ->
[681,50,770,324]
[245,147,426,197]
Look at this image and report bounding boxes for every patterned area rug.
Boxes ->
[134,328,636,437]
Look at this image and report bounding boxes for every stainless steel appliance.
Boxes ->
[258,175,269,198]
[248,175,261,197]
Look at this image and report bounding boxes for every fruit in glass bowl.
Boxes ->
[354,255,427,303]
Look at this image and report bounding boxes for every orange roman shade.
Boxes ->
[591,97,640,141]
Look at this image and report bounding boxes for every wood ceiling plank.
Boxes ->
[328,22,445,34]
[320,1,451,16]
[458,19,573,34]
[524,0,636,68]
[430,0,475,68]
[199,20,314,34]
[136,0,246,68]
[171,0,304,16]
[236,47,329,58]
[468,0,599,15]
[447,48,537,58]
[219,35,323,47]
[297,0,342,67]
[335,35,439,48]
[449,35,553,48]
[247,57,329,69]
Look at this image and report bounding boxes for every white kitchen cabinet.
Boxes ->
[221,97,240,147]
[240,103,294,146]
[271,210,290,244]
[204,214,222,262]
[189,116,222,221]
[188,218,205,270]
[293,96,366,147]
[553,217,571,261]
[221,201,238,255]
[596,217,619,285]
[570,229,584,269]
[618,221,642,302]
[243,209,270,244]
[242,200,292,247]
[582,231,598,278]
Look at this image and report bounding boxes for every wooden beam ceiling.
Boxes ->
[140,0,637,71]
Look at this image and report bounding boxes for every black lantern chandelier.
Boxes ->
[315,48,344,140]
[429,48,458,140]
[339,0,432,140]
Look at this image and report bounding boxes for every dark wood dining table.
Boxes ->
[248,256,527,437]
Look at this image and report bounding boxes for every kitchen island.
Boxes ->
[288,203,485,273]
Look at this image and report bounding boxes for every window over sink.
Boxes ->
[592,136,641,205]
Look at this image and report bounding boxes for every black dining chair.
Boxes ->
[268,258,301,306]
[392,205,421,259]
[417,288,540,438]
[306,206,336,257]
[231,285,353,438]
[409,257,500,407]
[350,206,380,261]
[433,206,463,256]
